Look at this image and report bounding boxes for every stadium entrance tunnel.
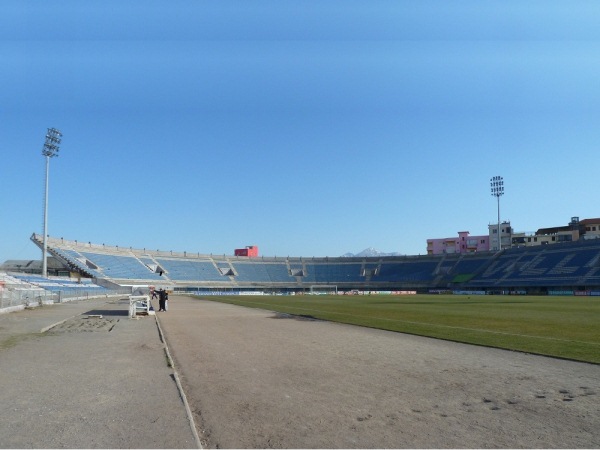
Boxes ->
[146,263,166,276]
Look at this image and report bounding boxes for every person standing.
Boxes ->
[157,288,166,312]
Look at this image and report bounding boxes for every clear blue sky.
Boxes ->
[2,0,599,262]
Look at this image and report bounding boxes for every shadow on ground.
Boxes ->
[84,309,129,317]
[270,312,322,322]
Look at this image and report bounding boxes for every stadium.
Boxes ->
[0,190,598,448]
[3,231,599,298]
[2,230,600,447]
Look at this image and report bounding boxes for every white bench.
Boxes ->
[128,295,151,318]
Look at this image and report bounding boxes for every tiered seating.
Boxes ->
[38,234,600,291]
[468,252,517,286]
[583,267,600,284]
[11,275,108,293]
[155,258,225,282]
[215,262,234,276]
[0,272,45,291]
[232,261,295,283]
[363,263,379,275]
[264,263,297,282]
[432,255,492,284]
[450,257,491,276]
[231,261,298,283]
[51,248,104,278]
[288,263,304,277]
[468,240,600,288]
[303,263,364,283]
[232,262,272,282]
[376,260,439,283]
[551,247,600,277]
[79,252,162,280]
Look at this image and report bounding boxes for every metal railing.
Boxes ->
[0,286,130,310]
[1,288,56,309]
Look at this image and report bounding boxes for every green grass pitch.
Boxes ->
[196,294,600,364]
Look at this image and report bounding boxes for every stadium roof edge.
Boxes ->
[33,233,452,262]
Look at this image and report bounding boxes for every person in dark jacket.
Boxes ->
[157,288,166,312]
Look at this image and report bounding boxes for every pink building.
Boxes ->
[427,231,489,255]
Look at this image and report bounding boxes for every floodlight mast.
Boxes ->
[41,128,62,278]
[490,175,504,251]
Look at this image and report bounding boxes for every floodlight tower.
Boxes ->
[490,175,504,251]
[41,128,62,278]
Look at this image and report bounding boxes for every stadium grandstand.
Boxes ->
[18,233,600,297]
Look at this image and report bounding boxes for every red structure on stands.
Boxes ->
[234,245,259,257]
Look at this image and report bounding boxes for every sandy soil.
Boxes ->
[158,295,600,449]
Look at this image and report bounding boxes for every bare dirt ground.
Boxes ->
[158,295,600,449]
[0,297,198,449]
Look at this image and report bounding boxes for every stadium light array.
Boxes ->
[490,175,504,251]
[42,128,63,278]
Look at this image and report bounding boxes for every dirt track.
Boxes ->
[158,295,600,449]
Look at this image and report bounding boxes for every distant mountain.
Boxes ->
[341,247,403,257]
